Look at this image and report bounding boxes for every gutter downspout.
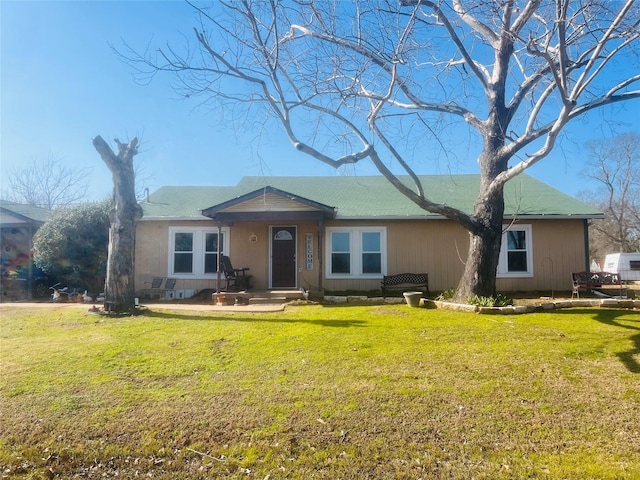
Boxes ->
[584,219,591,272]
[317,219,324,292]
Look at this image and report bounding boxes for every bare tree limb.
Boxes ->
[116,0,640,299]
[2,155,91,209]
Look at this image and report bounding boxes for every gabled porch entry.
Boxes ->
[201,186,337,291]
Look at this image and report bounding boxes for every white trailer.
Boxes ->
[603,253,640,281]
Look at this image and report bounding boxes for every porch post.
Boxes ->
[584,219,591,272]
[216,221,222,292]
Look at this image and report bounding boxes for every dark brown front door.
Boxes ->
[271,226,296,288]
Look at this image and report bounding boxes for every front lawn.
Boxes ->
[1,304,639,479]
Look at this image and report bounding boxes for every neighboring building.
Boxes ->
[135,174,603,297]
[0,200,51,299]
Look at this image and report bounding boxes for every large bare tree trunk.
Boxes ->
[455,181,505,301]
[92,136,142,313]
[120,1,639,302]
[450,48,510,300]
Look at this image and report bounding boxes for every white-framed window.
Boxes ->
[168,227,230,278]
[497,224,533,278]
[326,226,386,278]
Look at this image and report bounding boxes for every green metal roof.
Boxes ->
[141,186,239,219]
[140,174,602,220]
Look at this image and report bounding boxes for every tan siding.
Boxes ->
[135,221,170,292]
[321,219,468,293]
[495,219,586,293]
[295,223,323,291]
[322,219,585,294]
[135,220,221,294]
[135,217,587,296]
[228,222,270,289]
[135,220,327,294]
[224,193,317,212]
[385,220,468,292]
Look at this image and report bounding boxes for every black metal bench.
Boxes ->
[381,273,429,297]
[571,271,624,299]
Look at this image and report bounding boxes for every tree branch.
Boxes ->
[570,0,637,101]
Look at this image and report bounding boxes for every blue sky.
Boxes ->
[2,1,639,202]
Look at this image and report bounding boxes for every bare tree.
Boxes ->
[122,0,640,300]
[93,136,142,313]
[2,154,90,209]
[582,133,640,259]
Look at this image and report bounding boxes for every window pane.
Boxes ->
[332,232,350,252]
[362,232,380,252]
[362,253,381,274]
[175,233,193,252]
[274,230,293,240]
[204,232,221,274]
[204,253,218,274]
[507,231,526,250]
[173,232,193,273]
[174,252,193,273]
[332,253,350,274]
[205,233,219,252]
[507,251,527,272]
[361,232,381,274]
[331,232,351,274]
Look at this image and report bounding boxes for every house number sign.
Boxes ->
[305,234,313,270]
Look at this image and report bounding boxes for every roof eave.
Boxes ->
[201,186,336,218]
[502,214,605,220]
[332,213,605,221]
[139,215,210,221]
[140,213,605,222]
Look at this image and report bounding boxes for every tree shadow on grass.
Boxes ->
[142,309,367,328]
[554,308,640,373]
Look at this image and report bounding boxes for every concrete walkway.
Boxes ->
[141,302,286,312]
[0,301,286,313]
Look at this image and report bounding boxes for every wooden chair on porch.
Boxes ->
[221,256,252,291]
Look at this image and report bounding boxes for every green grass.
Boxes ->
[1,304,639,479]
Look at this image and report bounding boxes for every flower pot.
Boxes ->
[403,291,423,308]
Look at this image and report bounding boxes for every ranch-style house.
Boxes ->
[134,174,602,298]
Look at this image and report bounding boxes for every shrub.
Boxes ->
[33,199,111,294]
[467,293,513,307]
[436,288,456,300]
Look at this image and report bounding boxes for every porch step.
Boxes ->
[249,296,287,305]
